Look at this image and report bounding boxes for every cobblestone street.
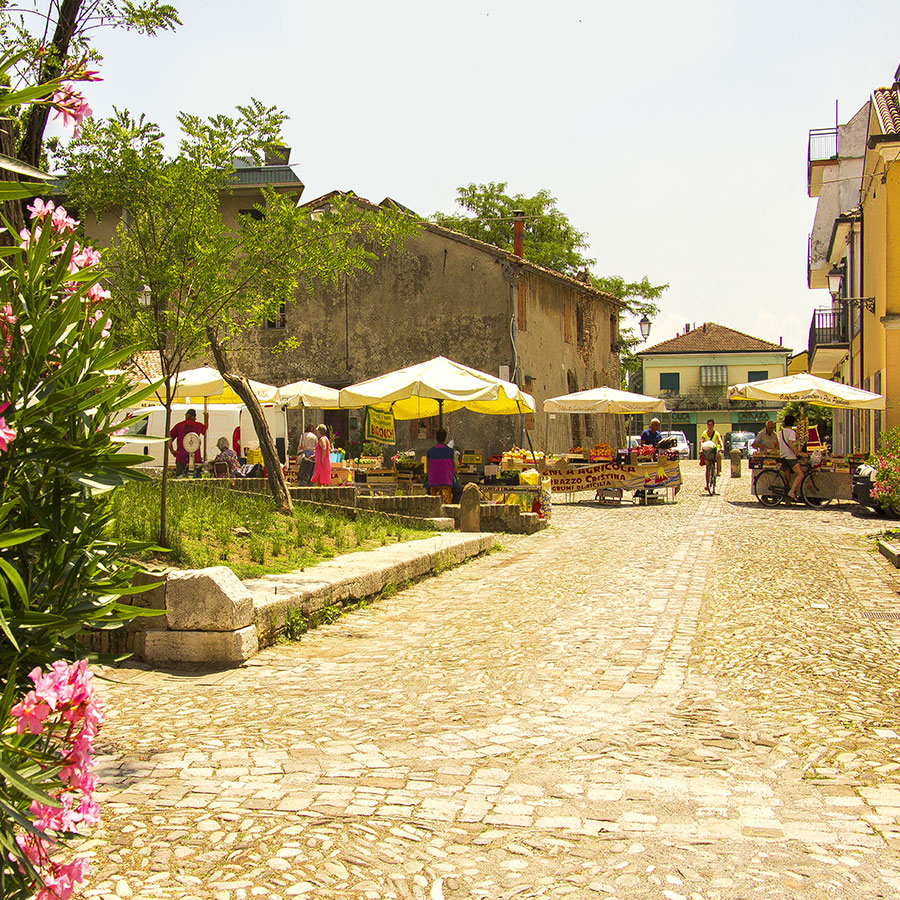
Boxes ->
[83,469,900,899]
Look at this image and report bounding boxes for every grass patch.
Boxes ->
[109,482,436,579]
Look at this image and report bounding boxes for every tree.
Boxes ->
[432,182,668,388]
[432,181,593,276]
[1,0,180,168]
[55,105,416,540]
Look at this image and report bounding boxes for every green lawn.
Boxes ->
[109,481,436,579]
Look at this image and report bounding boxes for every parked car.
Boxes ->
[660,430,691,459]
[725,430,756,458]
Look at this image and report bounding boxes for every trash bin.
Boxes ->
[730,448,742,478]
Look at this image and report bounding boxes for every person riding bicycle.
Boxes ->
[698,419,723,476]
[778,413,806,501]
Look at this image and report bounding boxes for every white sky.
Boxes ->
[58,0,900,355]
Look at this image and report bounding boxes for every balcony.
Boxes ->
[808,307,848,376]
[808,126,838,197]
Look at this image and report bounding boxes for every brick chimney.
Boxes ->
[512,210,525,259]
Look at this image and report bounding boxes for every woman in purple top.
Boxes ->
[426,428,456,504]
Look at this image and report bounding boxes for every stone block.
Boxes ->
[459,483,482,532]
[143,626,258,666]
[166,566,254,632]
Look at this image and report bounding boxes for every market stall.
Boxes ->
[728,373,885,505]
[339,355,538,503]
[541,386,679,504]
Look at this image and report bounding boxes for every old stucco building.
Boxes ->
[233,191,623,459]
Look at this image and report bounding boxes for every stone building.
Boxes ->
[234,191,623,459]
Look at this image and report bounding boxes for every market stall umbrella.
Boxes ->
[339,356,535,425]
[728,373,885,410]
[543,386,667,414]
[278,380,341,409]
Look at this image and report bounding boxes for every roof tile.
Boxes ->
[874,86,900,135]
[639,322,789,355]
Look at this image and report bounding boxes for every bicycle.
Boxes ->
[702,444,718,495]
[753,457,836,508]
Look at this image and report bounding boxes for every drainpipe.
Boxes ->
[513,210,525,260]
[860,211,866,453]
[510,210,526,444]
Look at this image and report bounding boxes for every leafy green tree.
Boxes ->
[55,105,416,537]
[1,0,180,168]
[433,181,593,276]
[432,182,667,387]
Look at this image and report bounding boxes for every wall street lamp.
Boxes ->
[827,262,875,312]
[639,315,652,341]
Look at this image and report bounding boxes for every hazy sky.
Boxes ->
[53,0,900,355]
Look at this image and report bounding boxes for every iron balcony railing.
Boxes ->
[808,306,848,359]
[809,126,838,164]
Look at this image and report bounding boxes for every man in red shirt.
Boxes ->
[169,409,207,477]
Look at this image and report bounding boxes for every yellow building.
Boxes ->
[637,323,789,457]
[806,66,900,454]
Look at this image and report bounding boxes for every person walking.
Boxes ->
[310,424,332,486]
[298,425,317,485]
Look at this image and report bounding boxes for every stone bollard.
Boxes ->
[459,482,481,532]
[730,448,742,478]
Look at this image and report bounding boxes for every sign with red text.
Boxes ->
[365,408,395,444]
[549,461,682,494]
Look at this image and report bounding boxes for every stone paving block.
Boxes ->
[143,625,258,665]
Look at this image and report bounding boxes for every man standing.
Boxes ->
[170,408,207,477]
[779,413,806,501]
[425,428,456,504]
[297,425,318,485]
[641,417,662,448]
[752,419,779,455]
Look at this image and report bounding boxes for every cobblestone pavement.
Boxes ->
[81,468,900,899]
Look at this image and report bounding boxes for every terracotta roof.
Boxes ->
[639,322,789,356]
[302,190,621,307]
[874,86,900,134]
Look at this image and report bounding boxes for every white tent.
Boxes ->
[728,373,885,410]
[278,380,341,409]
[543,386,667,415]
[339,356,535,423]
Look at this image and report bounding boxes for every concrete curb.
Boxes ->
[249,533,498,647]
[877,540,900,568]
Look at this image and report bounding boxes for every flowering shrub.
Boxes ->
[0,197,156,895]
[871,427,900,512]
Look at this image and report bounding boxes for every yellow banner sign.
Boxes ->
[365,408,395,444]
[549,461,682,494]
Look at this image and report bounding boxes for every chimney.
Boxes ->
[512,210,525,259]
[703,322,708,333]
[265,145,291,166]
[684,323,690,334]
[779,336,783,345]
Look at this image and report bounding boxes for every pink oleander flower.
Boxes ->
[51,83,93,137]
[18,226,40,249]
[86,283,110,304]
[0,414,17,452]
[26,198,54,221]
[10,691,51,735]
[51,205,77,234]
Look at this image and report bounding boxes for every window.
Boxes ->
[874,371,882,450]
[610,314,617,353]
[748,370,768,382]
[700,365,728,386]
[576,303,585,346]
[517,282,526,331]
[264,302,286,329]
[239,208,264,221]
[564,299,572,343]
[659,372,680,393]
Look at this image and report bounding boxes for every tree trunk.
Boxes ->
[207,330,292,514]
[0,120,25,245]
[17,0,83,170]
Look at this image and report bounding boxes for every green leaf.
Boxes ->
[0,180,48,201]
[0,153,49,181]
[0,759,63,808]
[0,558,28,603]
[0,529,47,549]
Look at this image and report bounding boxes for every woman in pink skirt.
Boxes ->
[310,424,332,485]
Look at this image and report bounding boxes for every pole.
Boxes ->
[438,398,443,430]
[544,411,549,457]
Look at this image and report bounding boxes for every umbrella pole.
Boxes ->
[438,399,443,430]
[203,397,208,464]
[544,411,549,457]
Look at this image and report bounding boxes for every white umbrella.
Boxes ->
[279,380,341,409]
[140,364,224,400]
[543,386,667,414]
[339,356,535,424]
[728,373,885,410]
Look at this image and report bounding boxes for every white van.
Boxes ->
[119,402,288,466]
